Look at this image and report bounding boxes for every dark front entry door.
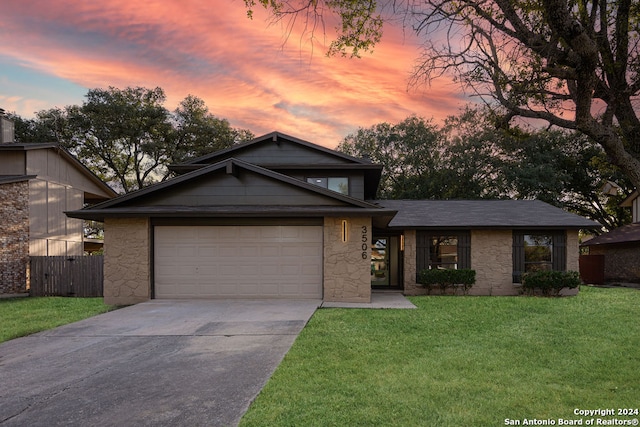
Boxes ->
[371,235,402,289]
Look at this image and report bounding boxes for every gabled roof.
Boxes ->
[168,131,383,199]
[176,131,374,166]
[374,199,600,229]
[581,223,640,246]
[0,143,117,199]
[67,158,396,223]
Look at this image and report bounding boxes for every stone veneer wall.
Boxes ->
[403,229,516,296]
[566,230,580,272]
[403,229,581,296]
[323,216,372,303]
[0,182,30,294]
[103,217,150,305]
[402,230,420,295]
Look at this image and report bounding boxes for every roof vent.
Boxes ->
[0,108,15,143]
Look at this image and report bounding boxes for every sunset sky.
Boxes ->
[0,0,472,148]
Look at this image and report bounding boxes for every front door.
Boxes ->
[371,235,402,289]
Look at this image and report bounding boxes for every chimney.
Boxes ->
[0,108,15,143]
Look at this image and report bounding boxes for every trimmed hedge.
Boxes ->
[521,270,582,296]
[417,268,476,295]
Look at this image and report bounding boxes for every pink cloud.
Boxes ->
[0,0,471,147]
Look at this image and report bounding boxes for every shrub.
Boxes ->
[521,270,582,296]
[417,268,476,295]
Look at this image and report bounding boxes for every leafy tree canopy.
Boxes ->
[338,108,633,231]
[246,0,640,192]
[11,87,254,193]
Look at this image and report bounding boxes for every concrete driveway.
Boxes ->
[0,299,320,427]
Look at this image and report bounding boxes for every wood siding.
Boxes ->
[137,170,349,207]
[29,179,84,256]
[30,256,103,297]
[0,151,26,174]
[25,148,113,198]
[213,139,355,165]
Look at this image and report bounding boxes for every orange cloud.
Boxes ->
[0,0,470,148]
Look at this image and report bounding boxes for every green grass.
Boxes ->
[241,286,640,427]
[0,297,114,343]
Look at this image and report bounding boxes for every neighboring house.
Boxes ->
[621,190,639,223]
[0,141,117,294]
[67,132,598,305]
[581,190,640,283]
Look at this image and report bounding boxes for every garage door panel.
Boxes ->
[154,226,322,299]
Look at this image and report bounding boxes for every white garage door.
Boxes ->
[154,225,323,299]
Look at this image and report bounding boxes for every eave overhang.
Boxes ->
[66,158,394,226]
[0,174,37,184]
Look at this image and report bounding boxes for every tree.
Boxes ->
[338,116,453,198]
[169,95,254,168]
[245,0,640,192]
[7,109,68,143]
[340,109,633,230]
[338,114,507,199]
[12,87,254,193]
[64,86,173,193]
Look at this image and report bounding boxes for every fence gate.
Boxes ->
[29,256,104,297]
[579,254,605,286]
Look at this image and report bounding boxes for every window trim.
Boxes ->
[306,176,349,195]
[512,230,566,283]
[416,231,471,279]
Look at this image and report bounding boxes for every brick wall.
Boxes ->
[0,182,29,294]
[588,243,640,283]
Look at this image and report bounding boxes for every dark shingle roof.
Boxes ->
[373,199,600,229]
[582,222,640,246]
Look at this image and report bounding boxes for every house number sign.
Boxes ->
[361,225,369,259]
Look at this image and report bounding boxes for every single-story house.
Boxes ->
[581,190,640,283]
[67,132,599,305]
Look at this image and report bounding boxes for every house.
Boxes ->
[66,132,599,305]
[581,190,640,283]
[0,124,117,294]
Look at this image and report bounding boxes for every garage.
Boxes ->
[154,225,323,299]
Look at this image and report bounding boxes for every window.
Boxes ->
[307,177,349,195]
[524,234,553,272]
[416,231,470,276]
[430,236,459,269]
[513,231,566,282]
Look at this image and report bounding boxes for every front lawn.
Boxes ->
[0,297,114,343]
[241,286,640,426]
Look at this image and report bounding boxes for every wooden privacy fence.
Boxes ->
[30,256,104,297]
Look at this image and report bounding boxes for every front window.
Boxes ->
[513,231,566,283]
[307,177,349,195]
[524,234,553,272]
[416,231,471,277]
[430,236,459,269]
